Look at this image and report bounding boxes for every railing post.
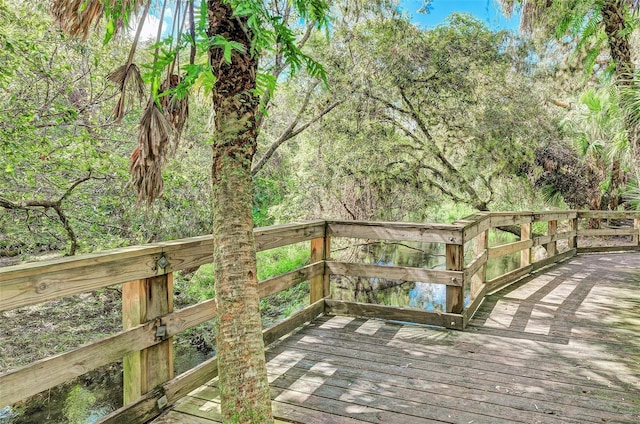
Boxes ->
[520,222,532,266]
[446,244,464,314]
[471,229,489,295]
[634,218,640,246]
[122,272,174,405]
[310,232,330,303]
[569,216,578,249]
[546,220,558,257]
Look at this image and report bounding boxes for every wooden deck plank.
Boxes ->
[264,346,632,423]
[276,325,637,394]
[265,354,590,424]
[150,253,640,424]
[264,329,637,420]
[180,386,443,424]
[292,322,640,396]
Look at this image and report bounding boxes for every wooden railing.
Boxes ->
[0,220,328,423]
[0,211,638,423]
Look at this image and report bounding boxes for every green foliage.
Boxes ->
[266,13,556,222]
[63,386,96,424]
[256,244,309,281]
[179,264,216,302]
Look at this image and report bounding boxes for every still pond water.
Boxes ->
[330,239,520,311]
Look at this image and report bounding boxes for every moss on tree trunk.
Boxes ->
[208,1,273,422]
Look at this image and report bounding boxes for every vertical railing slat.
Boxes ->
[122,273,174,405]
[546,220,558,257]
[446,244,464,315]
[520,222,532,266]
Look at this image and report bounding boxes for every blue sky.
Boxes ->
[399,0,521,32]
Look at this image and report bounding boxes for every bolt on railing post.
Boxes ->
[122,269,174,405]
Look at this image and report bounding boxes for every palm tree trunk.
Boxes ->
[207,1,273,422]
[601,0,633,82]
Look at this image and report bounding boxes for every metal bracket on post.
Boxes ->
[154,318,167,341]
[156,254,169,274]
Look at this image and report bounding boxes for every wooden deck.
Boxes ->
[154,252,640,424]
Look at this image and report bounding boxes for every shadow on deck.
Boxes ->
[152,252,640,424]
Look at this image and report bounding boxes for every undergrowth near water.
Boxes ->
[171,243,312,361]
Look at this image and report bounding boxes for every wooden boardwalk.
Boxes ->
[152,253,640,424]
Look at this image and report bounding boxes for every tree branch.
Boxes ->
[252,88,342,176]
[0,172,94,255]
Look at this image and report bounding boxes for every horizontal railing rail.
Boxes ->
[0,220,329,417]
[0,220,326,312]
[0,210,638,423]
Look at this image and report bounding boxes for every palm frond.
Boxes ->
[130,98,174,205]
[160,74,189,151]
[51,0,104,40]
[106,0,151,122]
[51,0,147,40]
[108,63,146,122]
[498,0,517,18]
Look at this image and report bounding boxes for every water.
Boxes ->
[330,238,520,311]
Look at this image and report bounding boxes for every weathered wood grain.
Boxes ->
[254,220,326,251]
[490,212,533,227]
[123,274,174,405]
[99,300,325,424]
[532,211,577,222]
[456,212,490,243]
[0,296,218,408]
[327,221,464,244]
[486,265,533,293]
[546,219,557,256]
[577,210,640,219]
[520,222,532,267]
[577,245,640,253]
[446,244,464,314]
[0,249,161,312]
[531,249,576,272]
[327,261,462,286]
[463,285,487,327]
[0,221,326,311]
[310,238,326,303]
[578,228,639,237]
[258,262,324,298]
[488,239,533,260]
[262,299,325,346]
[463,250,488,283]
[324,299,464,329]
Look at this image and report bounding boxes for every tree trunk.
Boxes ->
[601,0,640,162]
[207,1,273,422]
[601,0,633,82]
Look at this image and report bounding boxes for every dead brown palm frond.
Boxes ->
[51,0,104,40]
[160,74,189,151]
[51,0,147,40]
[496,0,554,34]
[108,63,146,122]
[106,0,151,122]
[155,0,190,150]
[130,98,174,205]
[499,0,517,17]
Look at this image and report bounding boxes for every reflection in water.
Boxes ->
[331,239,519,311]
[409,283,446,311]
